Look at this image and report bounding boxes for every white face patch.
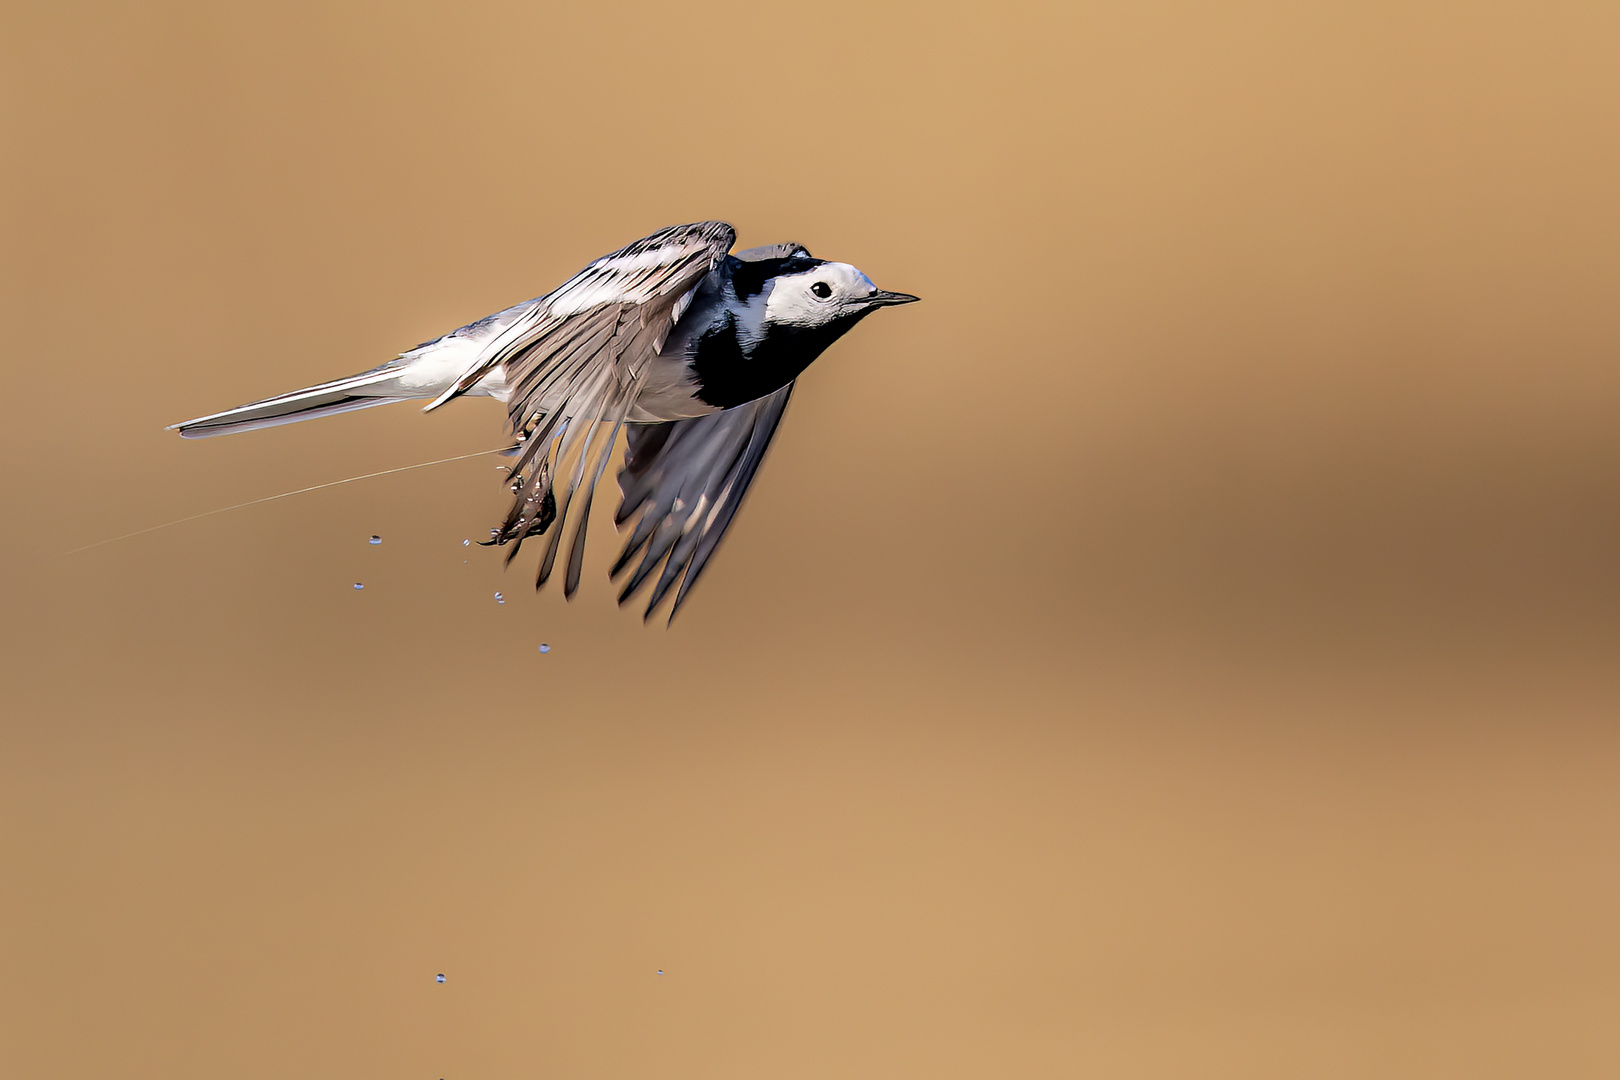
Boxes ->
[762,262,879,330]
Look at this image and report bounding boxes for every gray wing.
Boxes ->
[610,383,795,622]
[433,221,736,597]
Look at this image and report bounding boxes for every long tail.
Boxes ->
[169,365,405,439]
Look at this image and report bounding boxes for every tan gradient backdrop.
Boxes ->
[4,2,1620,1077]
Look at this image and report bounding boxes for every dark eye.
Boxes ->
[810,281,832,299]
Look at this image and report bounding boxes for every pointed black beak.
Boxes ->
[862,290,921,307]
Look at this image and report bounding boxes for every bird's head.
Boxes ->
[741,258,919,334]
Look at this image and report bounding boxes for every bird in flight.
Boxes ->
[172,222,919,621]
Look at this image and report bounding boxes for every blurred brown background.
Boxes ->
[4,1,1619,1077]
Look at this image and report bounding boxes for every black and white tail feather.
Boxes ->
[169,365,404,438]
[171,222,913,623]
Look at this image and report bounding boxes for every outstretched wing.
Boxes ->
[610,383,795,622]
[435,221,736,597]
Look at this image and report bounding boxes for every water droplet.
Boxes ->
[657,969,664,975]
[490,528,500,539]
[537,643,550,653]
[462,539,471,547]
[353,583,364,590]
[494,592,504,604]
[368,535,381,545]
[435,973,445,983]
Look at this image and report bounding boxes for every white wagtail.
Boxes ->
[173,222,919,620]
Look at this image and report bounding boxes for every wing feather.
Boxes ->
[611,383,795,622]
[462,222,736,594]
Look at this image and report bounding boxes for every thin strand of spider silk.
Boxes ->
[61,447,509,557]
